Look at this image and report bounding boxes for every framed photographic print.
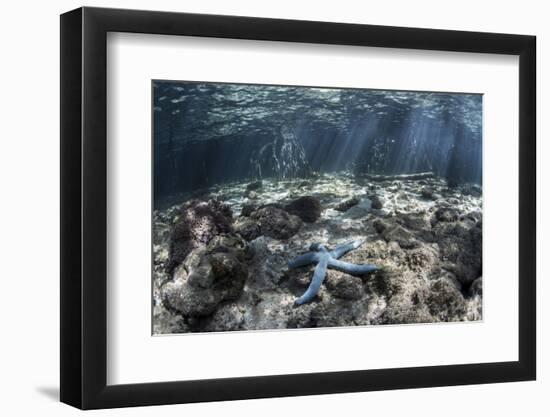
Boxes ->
[60,6,536,409]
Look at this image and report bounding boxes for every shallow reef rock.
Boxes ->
[166,199,233,273]
[334,196,360,212]
[153,173,483,334]
[245,180,263,198]
[325,271,364,300]
[284,196,322,223]
[434,207,459,223]
[162,234,249,317]
[432,216,482,287]
[420,187,435,200]
[370,194,384,210]
[427,277,467,321]
[343,197,372,219]
[245,180,263,192]
[374,219,420,250]
[240,203,257,217]
[470,277,483,296]
[235,206,303,240]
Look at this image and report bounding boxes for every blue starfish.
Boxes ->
[288,239,378,305]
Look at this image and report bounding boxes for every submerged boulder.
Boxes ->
[406,245,440,275]
[381,223,419,249]
[245,180,263,192]
[235,206,303,241]
[162,234,248,317]
[433,219,482,286]
[234,217,261,241]
[334,196,360,212]
[373,218,391,234]
[325,272,364,300]
[166,199,233,273]
[284,196,322,223]
[427,278,467,321]
[307,299,365,328]
[421,187,435,199]
[245,180,263,198]
[343,198,372,219]
[240,203,257,217]
[469,277,483,296]
[462,183,482,197]
[372,269,434,325]
[370,194,384,210]
[397,212,431,232]
[434,207,459,223]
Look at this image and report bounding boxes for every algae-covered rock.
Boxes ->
[334,196,360,212]
[325,271,364,300]
[370,194,384,210]
[434,207,459,223]
[166,199,233,273]
[236,206,302,240]
[162,234,248,317]
[427,278,467,321]
[284,196,322,223]
[382,224,419,249]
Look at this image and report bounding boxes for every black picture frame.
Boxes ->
[60,6,536,410]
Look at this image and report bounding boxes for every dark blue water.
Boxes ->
[153,81,482,208]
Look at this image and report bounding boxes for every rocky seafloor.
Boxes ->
[153,172,482,334]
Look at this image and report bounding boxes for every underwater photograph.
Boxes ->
[152,81,482,334]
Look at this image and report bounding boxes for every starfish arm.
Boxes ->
[295,256,329,305]
[288,252,318,269]
[328,259,377,275]
[329,239,365,259]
